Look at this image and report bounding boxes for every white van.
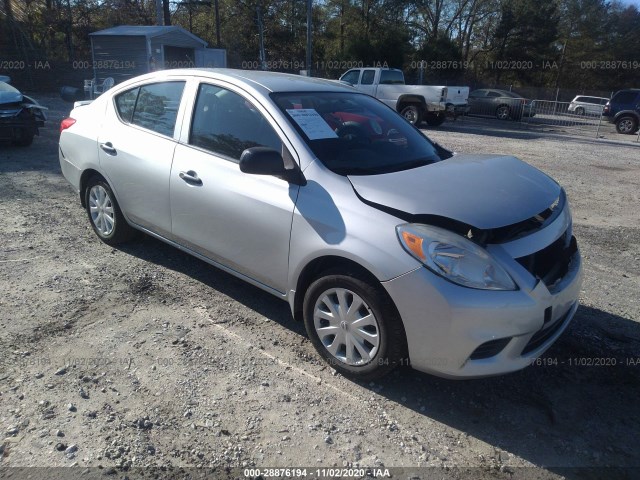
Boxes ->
[568,95,609,116]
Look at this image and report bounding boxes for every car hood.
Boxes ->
[0,81,23,105]
[348,154,561,230]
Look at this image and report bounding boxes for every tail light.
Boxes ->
[60,117,76,133]
[603,105,610,114]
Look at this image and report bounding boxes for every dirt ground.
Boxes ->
[1,96,639,480]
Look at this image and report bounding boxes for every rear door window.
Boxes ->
[131,82,185,137]
[114,81,185,137]
[361,70,375,85]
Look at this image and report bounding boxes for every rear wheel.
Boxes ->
[303,271,407,380]
[400,105,421,126]
[84,177,135,245]
[425,112,446,127]
[615,115,638,135]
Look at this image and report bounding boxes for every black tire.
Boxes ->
[84,176,135,245]
[425,113,446,127]
[12,129,34,147]
[496,105,510,120]
[575,106,585,116]
[615,115,638,135]
[303,271,407,380]
[400,104,422,126]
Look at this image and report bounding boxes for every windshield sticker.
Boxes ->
[286,109,338,140]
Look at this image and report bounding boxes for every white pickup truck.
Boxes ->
[445,86,470,118]
[338,68,448,126]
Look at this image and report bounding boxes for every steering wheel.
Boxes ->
[336,123,370,145]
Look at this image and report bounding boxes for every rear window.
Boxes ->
[379,70,404,85]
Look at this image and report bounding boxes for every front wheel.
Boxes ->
[496,105,511,120]
[12,128,34,147]
[615,115,638,135]
[303,272,407,380]
[575,106,585,116]
[400,105,422,126]
[85,177,135,245]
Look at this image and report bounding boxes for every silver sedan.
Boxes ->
[59,69,582,380]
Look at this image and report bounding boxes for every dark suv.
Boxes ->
[602,89,640,135]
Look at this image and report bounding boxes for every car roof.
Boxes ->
[573,95,609,100]
[471,89,521,97]
[127,68,356,95]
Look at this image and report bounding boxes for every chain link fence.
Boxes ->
[462,91,638,143]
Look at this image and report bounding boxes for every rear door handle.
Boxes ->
[179,170,202,185]
[100,142,117,155]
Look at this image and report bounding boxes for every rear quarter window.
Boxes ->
[612,91,639,104]
[115,88,139,123]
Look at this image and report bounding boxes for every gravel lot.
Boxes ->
[1,95,639,479]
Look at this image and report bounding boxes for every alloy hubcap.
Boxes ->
[89,185,115,236]
[619,119,633,133]
[313,288,380,365]
[404,110,416,123]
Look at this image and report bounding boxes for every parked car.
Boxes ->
[567,95,609,116]
[0,79,47,146]
[59,69,582,380]
[602,89,640,134]
[468,88,535,120]
[339,68,448,126]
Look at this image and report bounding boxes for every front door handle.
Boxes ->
[179,170,202,185]
[100,142,117,155]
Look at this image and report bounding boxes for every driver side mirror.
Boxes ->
[239,147,306,185]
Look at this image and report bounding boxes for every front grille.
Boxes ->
[487,193,563,243]
[521,307,573,355]
[469,337,512,360]
[516,232,577,288]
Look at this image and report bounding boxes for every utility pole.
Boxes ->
[257,6,266,70]
[155,0,163,25]
[214,0,221,47]
[306,0,312,76]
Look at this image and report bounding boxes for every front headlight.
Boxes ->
[396,224,517,291]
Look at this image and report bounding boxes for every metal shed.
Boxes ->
[89,25,226,86]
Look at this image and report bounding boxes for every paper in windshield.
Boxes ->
[286,109,338,140]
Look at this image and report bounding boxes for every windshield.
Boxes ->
[271,92,445,176]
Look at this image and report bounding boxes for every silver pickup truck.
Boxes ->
[339,68,447,126]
